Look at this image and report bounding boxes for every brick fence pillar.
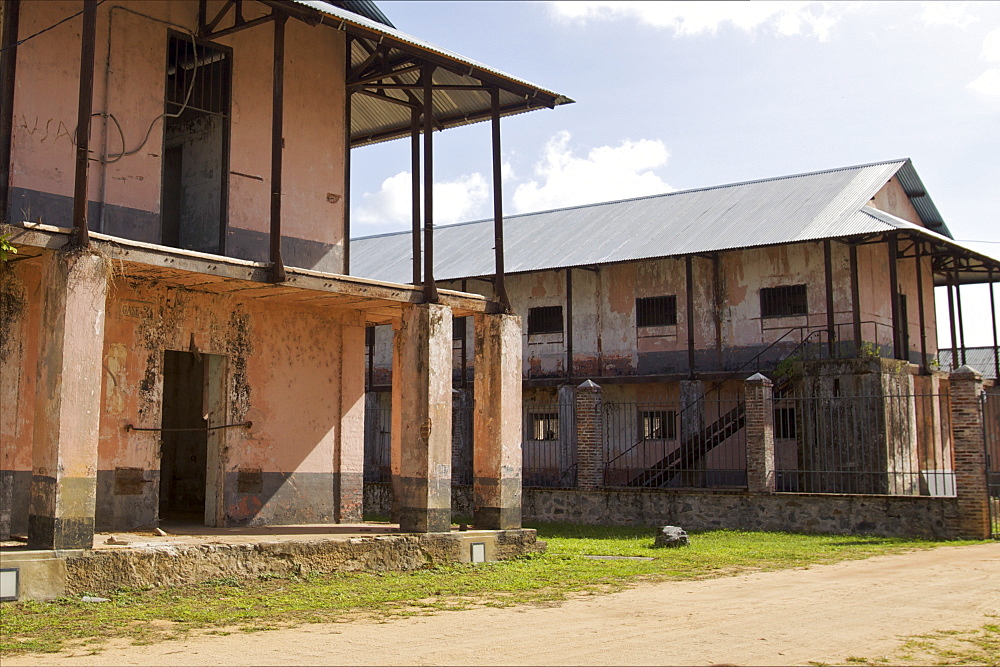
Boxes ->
[949,365,990,539]
[575,380,604,490]
[745,372,776,493]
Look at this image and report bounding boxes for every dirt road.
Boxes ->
[7,543,998,666]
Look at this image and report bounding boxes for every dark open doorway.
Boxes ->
[161,34,231,254]
[159,350,209,521]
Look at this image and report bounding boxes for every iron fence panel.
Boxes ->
[603,393,747,489]
[522,401,577,488]
[775,391,954,496]
[985,388,999,539]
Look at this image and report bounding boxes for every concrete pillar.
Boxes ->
[29,250,108,549]
[575,380,604,490]
[335,314,366,523]
[679,380,705,443]
[949,366,990,539]
[557,384,577,486]
[745,373,776,493]
[472,313,522,529]
[391,303,453,533]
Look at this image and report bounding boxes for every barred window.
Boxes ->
[760,285,808,318]
[636,295,677,327]
[530,413,559,441]
[527,306,563,335]
[453,316,467,340]
[640,409,677,440]
[774,407,797,439]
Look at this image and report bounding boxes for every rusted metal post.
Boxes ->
[824,240,836,357]
[686,255,695,377]
[888,235,901,359]
[954,262,967,365]
[565,268,574,380]
[0,0,20,224]
[946,273,958,369]
[991,270,999,380]
[343,83,352,274]
[915,242,928,372]
[268,12,287,282]
[411,105,421,286]
[490,87,511,312]
[422,65,438,303]
[849,243,862,355]
[71,0,99,247]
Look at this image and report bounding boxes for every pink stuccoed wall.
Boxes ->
[8,1,346,271]
[1,253,367,532]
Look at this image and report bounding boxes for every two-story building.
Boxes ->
[0,0,571,548]
[353,159,1000,491]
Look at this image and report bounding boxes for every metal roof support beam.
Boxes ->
[686,255,696,378]
[824,240,836,358]
[0,0,20,225]
[915,241,928,373]
[350,63,421,87]
[849,243,862,356]
[946,273,958,370]
[268,12,287,283]
[490,87,510,312]
[422,64,438,303]
[410,104,421,286]
[888,234,901,360]
[343,61,352,275]
[955,259,966,365]
[565,268,573,379]
[71,0,98,248]
[204,0,235,36]
[990,271,999,379]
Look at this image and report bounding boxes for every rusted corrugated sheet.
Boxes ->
[287,0,573,146]
[351,159,992,284]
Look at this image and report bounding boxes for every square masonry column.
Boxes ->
[29,250,108,550]
[473,313,523,530]
[391,303,453,533]
[335,312,367,523]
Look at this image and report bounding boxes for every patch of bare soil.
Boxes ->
[5,543,998,666]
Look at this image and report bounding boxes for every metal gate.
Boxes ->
[985,389,1000,539]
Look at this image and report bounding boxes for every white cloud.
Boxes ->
[550,1,848,41]
[512,131,673,214]
[919,1,978,29]
[357,171,489,227]
[968,68,1000,96]
[983,26,1000,62]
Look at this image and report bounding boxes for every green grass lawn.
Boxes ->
[0,524,980,657]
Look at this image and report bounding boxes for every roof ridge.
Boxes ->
[351,158,911,241]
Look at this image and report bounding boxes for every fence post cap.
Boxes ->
[950,365,983,380]
[745,372,772,385]
[577,379,601,390]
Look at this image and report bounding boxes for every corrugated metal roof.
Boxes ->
[351,159,996,285]
[286,0,573,146]
[938,348,1000,379]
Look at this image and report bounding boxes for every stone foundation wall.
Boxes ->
[62,529,543,597]
[522,488,962,539]
[364,483,962,540]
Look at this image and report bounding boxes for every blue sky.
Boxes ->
[350,1,1000,348]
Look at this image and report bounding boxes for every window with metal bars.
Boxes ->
[529,413,559,441]
[527,306,563,335]
[760,285,808,318]
[640,409,677,440]
[636,295,677,327]
[774,407,797,439]
[165,34,230,117]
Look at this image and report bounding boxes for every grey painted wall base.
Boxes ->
[364,483,963,540]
